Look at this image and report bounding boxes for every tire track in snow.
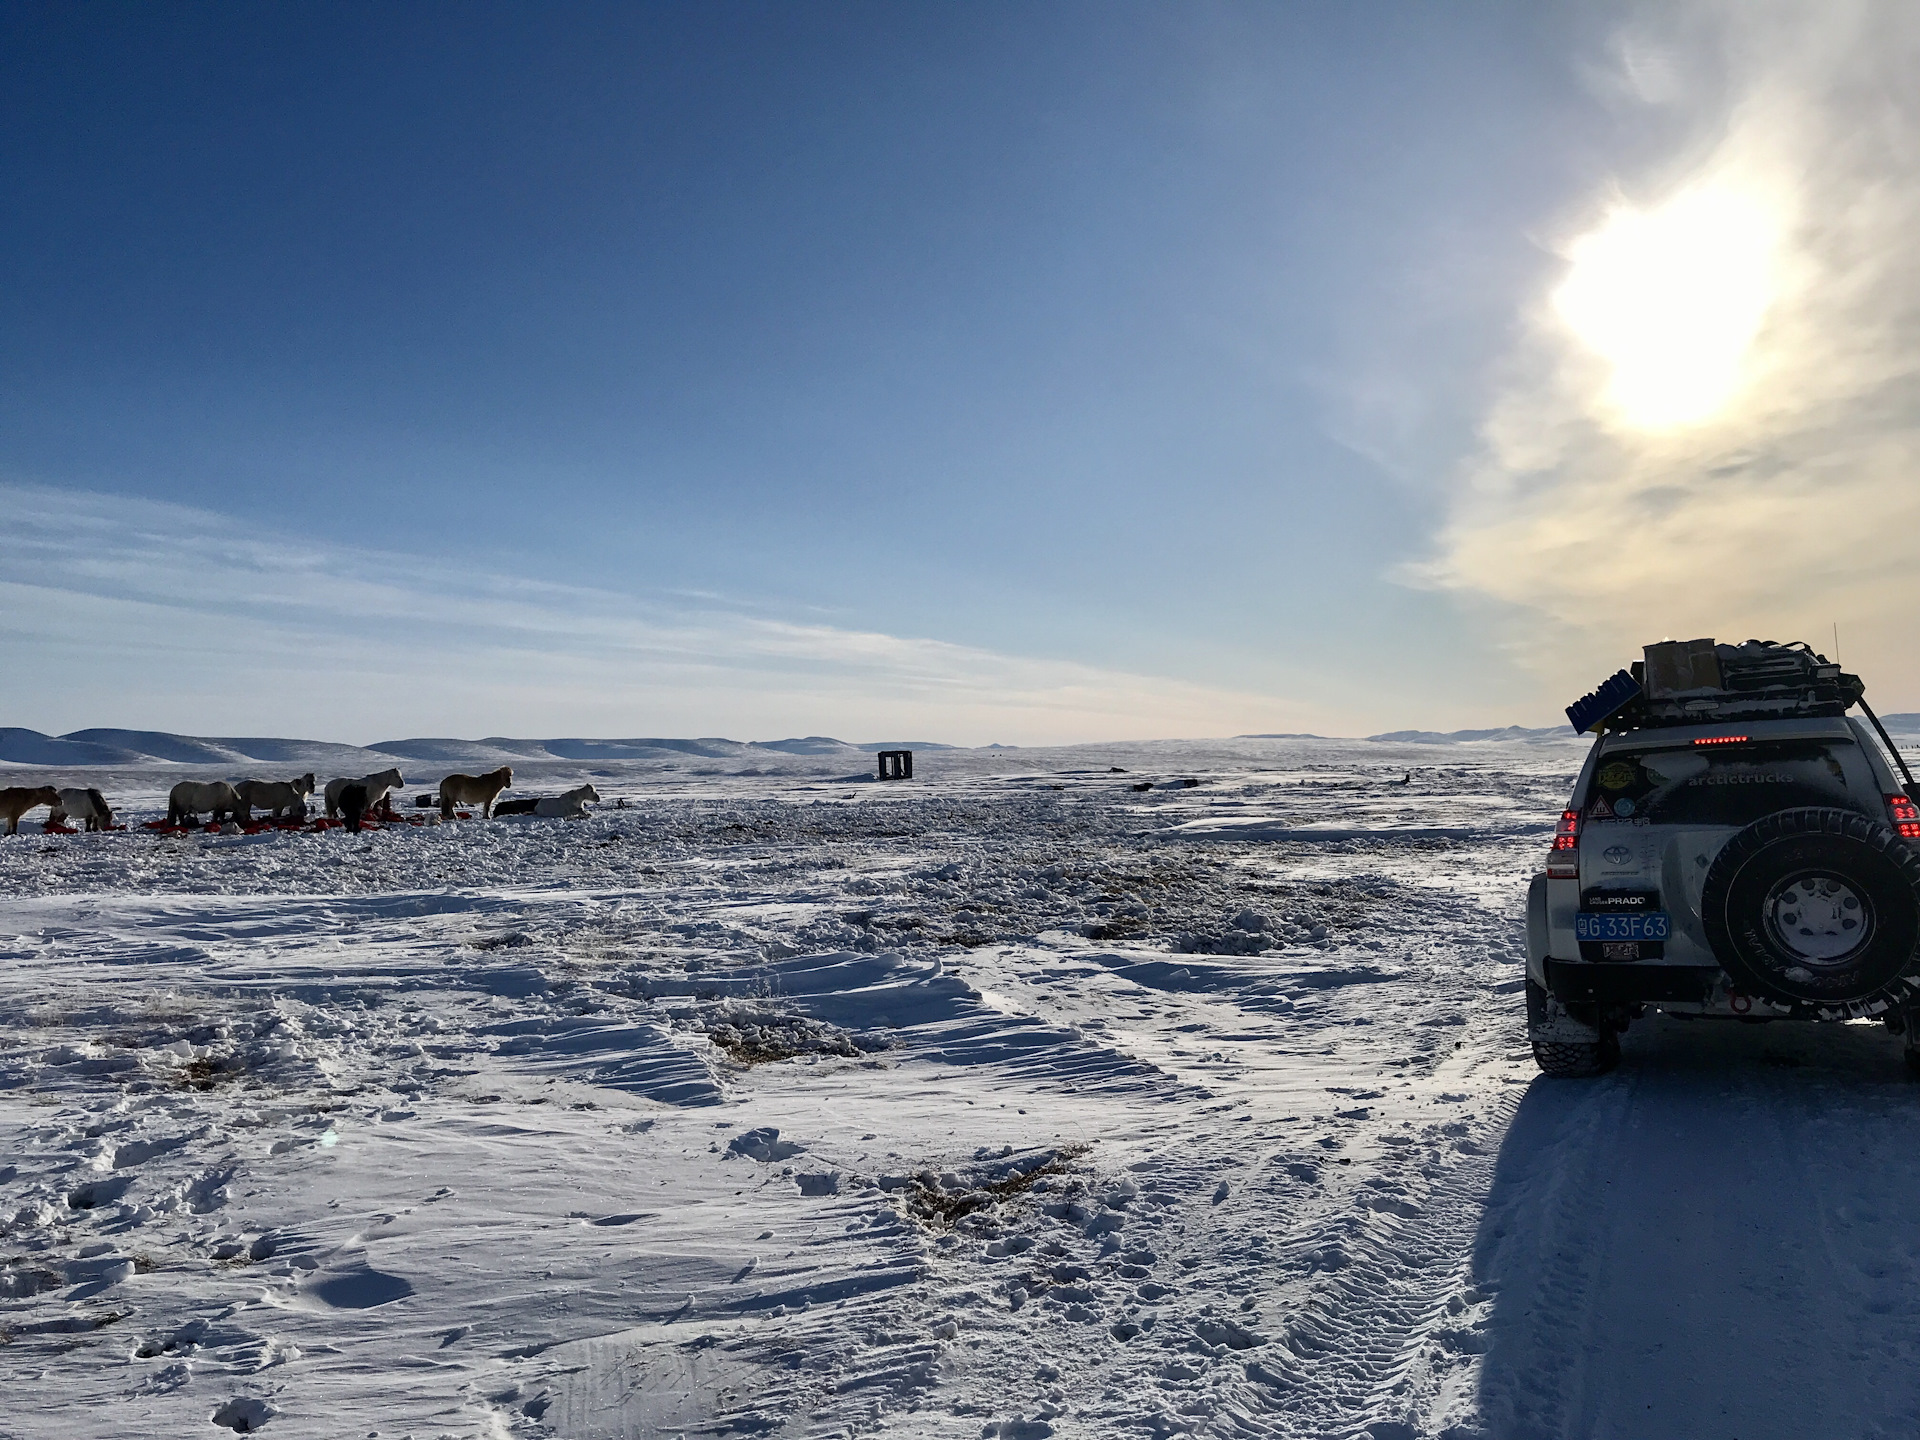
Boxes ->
[1197,1083,1527,1440]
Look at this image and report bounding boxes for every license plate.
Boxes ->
[1576,911,1670,942]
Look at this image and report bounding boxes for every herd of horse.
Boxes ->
[1,763,604,836]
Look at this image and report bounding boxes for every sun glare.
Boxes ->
[1553,182,1783,430]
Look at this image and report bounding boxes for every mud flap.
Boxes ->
[1526,872,1549,987]
[1526,978,1602,1044]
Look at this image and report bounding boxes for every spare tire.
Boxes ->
[1701,807,1920,1009]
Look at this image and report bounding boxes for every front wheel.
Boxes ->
[1898,1010,1920,1076]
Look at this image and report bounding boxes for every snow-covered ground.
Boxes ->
[6,735,1920,1439]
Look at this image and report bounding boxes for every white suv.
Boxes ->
[1525,640,1920,1076]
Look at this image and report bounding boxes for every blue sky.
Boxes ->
[6,2,1916,742]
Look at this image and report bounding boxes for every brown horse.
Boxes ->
[1,786,60,835]
[439,766,513,819]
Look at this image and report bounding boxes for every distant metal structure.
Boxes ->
[876,750,914,780]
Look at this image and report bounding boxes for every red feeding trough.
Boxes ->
[136,812,440,840]
[234,816,312,835]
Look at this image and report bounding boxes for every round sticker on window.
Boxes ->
[1598,761,1636,790]
[1613,797,1635,817]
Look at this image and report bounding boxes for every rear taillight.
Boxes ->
[1888,794,1920,839]
[1548,808,1580,877]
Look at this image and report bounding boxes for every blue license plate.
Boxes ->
[1576,911,1670,942]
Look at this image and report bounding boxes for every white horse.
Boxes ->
[236,774,315,822]
[49,787,115,831]
[534,783,600,819]
[326,768,404,821]
[439,765,513,819]
[168,780,242,826]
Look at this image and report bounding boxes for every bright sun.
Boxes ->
[1553,181,1783,430]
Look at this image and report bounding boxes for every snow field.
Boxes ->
[9,736,1916,1438]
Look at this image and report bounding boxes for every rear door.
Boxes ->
[1579,731,1876,967]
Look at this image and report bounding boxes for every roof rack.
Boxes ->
[1566,638,1864,735]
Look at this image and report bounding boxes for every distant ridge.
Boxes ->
[0,729,958,769]
[1366,725,1569,745]
[365,737,958,762]
[1366,716,1920,744]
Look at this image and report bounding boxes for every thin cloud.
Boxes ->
[0,481,1338,743]
[1414,0,1920,708]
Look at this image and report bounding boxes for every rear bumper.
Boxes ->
[1545,958,1716,1006]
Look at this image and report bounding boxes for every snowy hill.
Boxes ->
[0,728,397,770]
[0,728,956,770]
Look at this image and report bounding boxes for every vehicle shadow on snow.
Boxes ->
[1469,1014,1920,1440]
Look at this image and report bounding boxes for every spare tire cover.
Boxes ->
[1701,807,1920,1008]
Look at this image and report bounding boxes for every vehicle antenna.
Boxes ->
[1833,621,1841,663]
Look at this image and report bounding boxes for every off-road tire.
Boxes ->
[1899,1010,1920,1076]
[1701,807,1920,1011]
[1530,1035,1619,1078]
[1526,979,1620,1077]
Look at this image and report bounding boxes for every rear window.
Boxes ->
[1586,738,1866,828]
